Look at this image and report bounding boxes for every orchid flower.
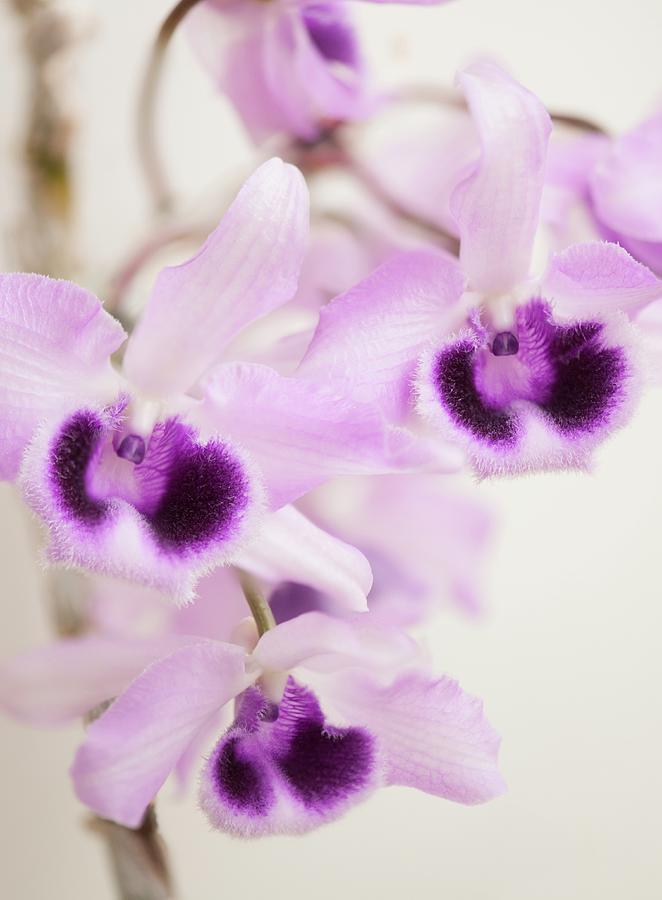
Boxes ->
[297,63,662,476]
[544,111,662,276]
[0,158,428,602]
[0,604,504,836]
[293,473,494,624]
[187,0,450,143]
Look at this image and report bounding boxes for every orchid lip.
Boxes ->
[427,298,631,461]
[200,679,378,836]
[46,406,255,560]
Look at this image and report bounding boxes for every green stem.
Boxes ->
[236,570,276,637]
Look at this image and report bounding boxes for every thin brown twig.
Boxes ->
[9,0,76,275]
[137,0,205,214]
[391,82,608,135]
[10,3,177,897]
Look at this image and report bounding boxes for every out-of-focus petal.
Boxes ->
[297,249,465,419]
[262,6,375,141]
[0,274,124,480]
[236,505,372,612]
[590,112,662,242]
[541,242,662,317]
[198,362,440,508]
[188,2,289,142]
[71,640,253,827]
[253,611,416,674]
[451,62,551,294]
[123,159,309,397]
[320,474,494,620]
[354,103,477,237]
[326,669,506,804]
[0,635,191,726]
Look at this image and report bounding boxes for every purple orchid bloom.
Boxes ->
[0,158,427,601]
[297,63,662,476]
[544,111,662,276]
[187,0,449,143]
[0,607,504,836]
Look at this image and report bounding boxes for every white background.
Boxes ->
[1,1,661,897]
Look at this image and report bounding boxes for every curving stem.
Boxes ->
[137,0,205,214]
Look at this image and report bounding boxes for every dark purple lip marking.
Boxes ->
[205,679,376,829]
[491,331,519,356]
[433,300,629,449]
[50,410,252,554]
[116,433,146,465]
[434,340,518,446]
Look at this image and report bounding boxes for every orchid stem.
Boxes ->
[137,0,204,214]
[91,807,176,900]
[236,570,276,636]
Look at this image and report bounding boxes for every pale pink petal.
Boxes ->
[326,669,506,804]
[253,611,416,674]
[451,62,551,293]
[71,640,253,827]
[198,362,443,507]
[173,709,226,792]
[123,159,309,396]
[187,2,289,142]
[297,249,465,419]
[590,111,662,242]
[310,474,494,620]
[0,635,191,725]
[89,568,251,644]
[354,102,477,237]
[236,505,371,612]
[0,274,124,480]
[541,241,662,317]
[261,7,375,141]
[172,567,250,641]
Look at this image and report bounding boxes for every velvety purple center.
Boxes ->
[215,736,274,815]
[207,679,376,825]
[302,3,359,66]
[143,421,250,551]
[50,412,107,524]
[539,321,625,433]
[49,410,251,554]
[434,340,518,445]
[433,300,627,446]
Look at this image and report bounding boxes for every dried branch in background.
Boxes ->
[10,0,76,275]
[9,4,176,897]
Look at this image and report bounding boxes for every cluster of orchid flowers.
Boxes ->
[1,0,661,847]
